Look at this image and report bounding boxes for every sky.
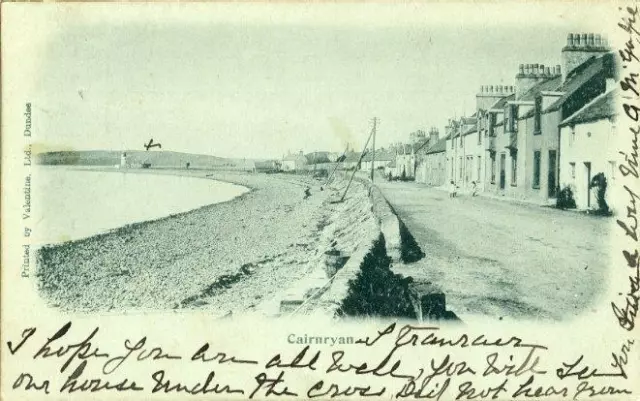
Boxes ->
[24,3,610,159]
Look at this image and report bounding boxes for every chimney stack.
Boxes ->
[545,67,550,75]
[519,64,524,75]
[561,32,609,81]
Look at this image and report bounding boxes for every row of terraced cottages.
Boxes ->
[419,32,618,212]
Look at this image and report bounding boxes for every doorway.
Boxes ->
[499,153,506,190]
[584,162,592,208]
[548,150,557,198]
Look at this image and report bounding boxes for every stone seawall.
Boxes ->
[289,173,458,321]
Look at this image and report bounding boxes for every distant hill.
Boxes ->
[35,150,256,170]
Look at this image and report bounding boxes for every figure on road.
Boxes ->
[449,180,458,198]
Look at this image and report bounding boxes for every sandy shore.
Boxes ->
[36,169,376,315]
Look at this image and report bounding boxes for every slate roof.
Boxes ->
[283,153,307,162]
[520,76,563,101]
[489,93,515,111]
[342,151,364,163]
[462,125,478,136]
[305,151,331,164]
[560,89,617,127]
[519,52,615,120]
[546,52,615,113]
[518,76,564,119]
[425,138,447,154]
[255,160,278,169]
[361,150,395,162]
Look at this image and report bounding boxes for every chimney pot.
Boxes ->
[519,64,524,74]
[556,64,561,75]
[524,65,530,75]
[534,64,540,75]
[595,34,602,46]
[490,85,494,93]
[545,67,551,75]
[567,33,574,46]
[581,33,588,46]
[574,33,581,46]
[588,33,595,46]
[539,64,545,75]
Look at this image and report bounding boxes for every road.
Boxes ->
[375,181,610,322]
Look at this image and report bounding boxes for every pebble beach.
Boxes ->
[36,169,377,316]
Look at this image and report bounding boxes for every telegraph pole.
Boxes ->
[370,117,378,182]
[340,119,376,202]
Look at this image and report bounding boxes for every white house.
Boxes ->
[282,151,307,171]
[360,149,395,172]
[559,88,617,211]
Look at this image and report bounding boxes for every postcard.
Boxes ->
[1,1,639,400]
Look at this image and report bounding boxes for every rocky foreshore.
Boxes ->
[36,169,377,315]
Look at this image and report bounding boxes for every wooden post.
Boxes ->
[340,119,376,202]
[326,145,349,186]
[370,118,377,182]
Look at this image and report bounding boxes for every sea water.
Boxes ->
[31,167,249,245]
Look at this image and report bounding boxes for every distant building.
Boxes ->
[282,151,307,171]
[305,151,331,165]
[559,88,617,210]
[254,160,281,173]
[360,149,395,172]
[415,138,447,186]
[342,151,363,170]
[395,144,416,179]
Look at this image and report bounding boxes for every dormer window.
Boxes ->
[488,114,495,137]
[534,96,542,135]
[504,106,510,132]
[509,104,518,132]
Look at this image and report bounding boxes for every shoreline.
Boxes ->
[35,168,376,315]
[33,166,254,246]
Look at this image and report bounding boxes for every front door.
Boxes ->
[499,153,506,190]
[585,162,592,208]
[548,150,557,197]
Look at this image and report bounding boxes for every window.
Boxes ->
[609,161,616,180]
[510,104,519,132]
[489,114,495,137]
[533,151,541,188]
[570,126,576,145]
[511,153,517,186]
[505,104,518,133]
[490,154,496,183]
[570,162,576,179]
[504,106,510,132]
[534,97,542,135]
[477,156,482,181]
